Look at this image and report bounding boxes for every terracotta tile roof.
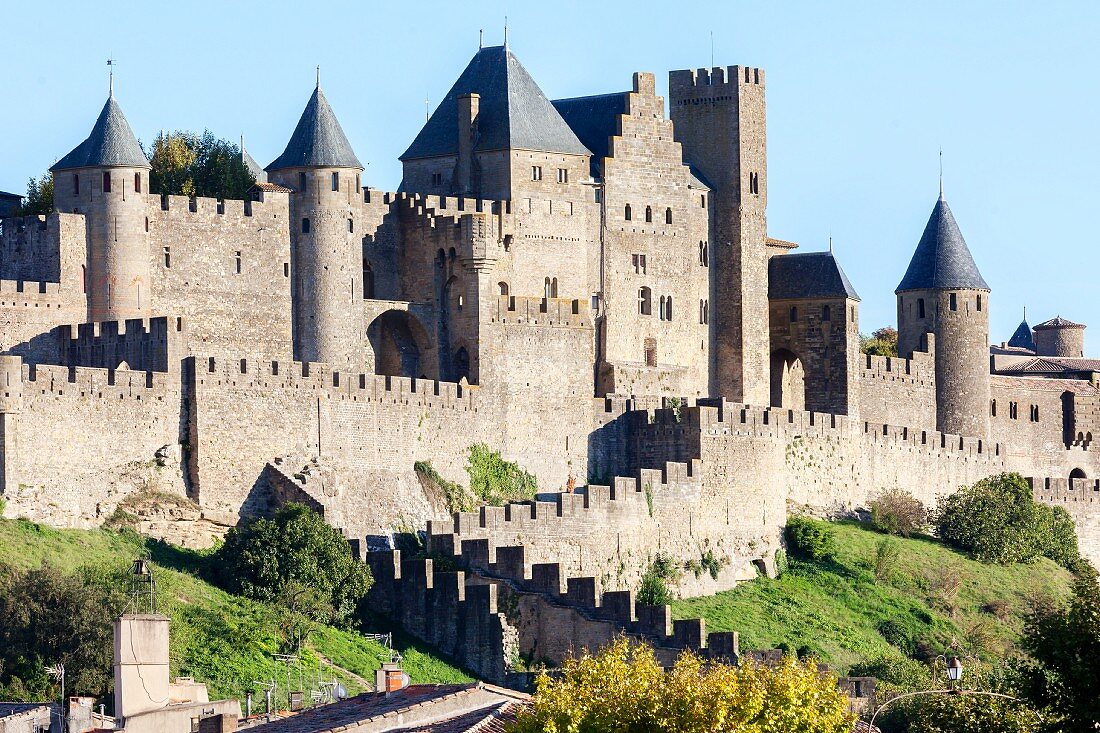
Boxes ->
[995,357,1100,376]
[386,700,524,732]
[1034,316,1085,330]
[250,182,294,193]
[991,375,1100,394]
[766,237,799,250]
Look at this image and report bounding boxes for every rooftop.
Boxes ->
[896,195,988,293]
[51,95,149,171]
[267,86,362,171]
[1007,319,1036,352]
[768,251,860,301]
[1034,316,1085,330]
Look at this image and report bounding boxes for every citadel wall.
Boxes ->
[857,348,936,430]
[1030,477,1100,564]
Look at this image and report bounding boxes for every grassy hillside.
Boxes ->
[0,517,471,701]
[672,520,1073,672]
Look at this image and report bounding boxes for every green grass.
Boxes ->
[672,520,1073,673]
[0,518,471,700]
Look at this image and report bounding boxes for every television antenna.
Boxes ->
[252,679,276,715]
[45,664,65,733]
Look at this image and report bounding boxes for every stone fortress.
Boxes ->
[1,42,1099,623]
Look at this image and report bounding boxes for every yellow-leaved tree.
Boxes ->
[508,637,855,733]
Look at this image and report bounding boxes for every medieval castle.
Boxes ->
[1,45,1098,657]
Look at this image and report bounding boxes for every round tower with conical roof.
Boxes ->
[896,194,990,439]
[52,92,151,322]
[1033,316,1086,358]
[267,83,364,369]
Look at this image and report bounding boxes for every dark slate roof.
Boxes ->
[1008,320,1036,352]
[51,96,149,171]
[401,46,590,160]
[896,195,988,293]
[552,92,627,176]
[267,86,362,171]
[769,251,860,301]
[1034,316,1085,330]
[242,146,267,182]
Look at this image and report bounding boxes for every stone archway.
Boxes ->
[1070,467,1087,481]
[770,349,806,411]
[367,310,433,379]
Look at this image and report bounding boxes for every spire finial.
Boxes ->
[710,31,715,69]
[939,147,944,200]
[107,57,116,98]
[316,65,320,89]
[829,235,833,254]
[479,29,483,49]
[1024,305,1027,322]
[504,16,508,47]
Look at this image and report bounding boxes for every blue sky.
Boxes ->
[6,1,1097,343]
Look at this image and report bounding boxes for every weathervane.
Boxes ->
[107,57,116,97]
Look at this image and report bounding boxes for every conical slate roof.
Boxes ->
[769,251,861,301]
[1034,316,1085,330]
[896,195,988,293]
[267,86,362,171]
[51,95,149,171]
[401,45,590,161]
[241,144,267,183]
[1007,320,1036,352]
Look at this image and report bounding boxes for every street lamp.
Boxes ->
[946,656,962,685]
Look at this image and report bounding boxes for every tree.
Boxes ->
[147,130,254,200]
[15,171,54,216]
[933,473,1079,566]
[0,562,127,701]
[861,326,899,357]
[869,488,927,537]
[785,516,836,561]
[213,503,371,624]
[1016,565,1100,731]
[508,637,854,733]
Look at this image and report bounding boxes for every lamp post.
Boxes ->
[868,656,1043,730]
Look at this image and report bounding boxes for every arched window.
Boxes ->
[81,265,86,294]
[789,306,798,323]
[625,204,632,221]
[363,260,374,299]
[498,282,509,296]
[551,277,559,298]
[436,249,446,268]
[102,172,111,193]
[301,217,311,234]
[703,299,709,325]
[659,295,666,321]
[454,347,470,383]
[917,298,926,319]
[645,206,653,223]
[134,172,141,193]
[544,277,552,299]
[665,207,673,224]
[822,305,831,321]
[331,172,339,191]
[639,287,652,316]
[448,247,456,261]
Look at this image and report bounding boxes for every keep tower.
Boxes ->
[51,91,151,322]
[267,83,364,369]
[669,65,770,404]
[897,194,990,439]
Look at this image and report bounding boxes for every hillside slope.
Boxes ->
[0,518,471,702]
[672,520,1073,672]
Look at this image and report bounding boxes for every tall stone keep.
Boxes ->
[268,83,364,369]
[670,65,770,404]
[52,92,151,322]
[897,194,990,439]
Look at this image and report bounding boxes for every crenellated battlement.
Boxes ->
[152,192,287,220]
[669,64,765,96]
[1030,476,1100,504]
[59,315,187,373]
[21,361,176,400]
[492,295,591,328]
[860,350,935,385]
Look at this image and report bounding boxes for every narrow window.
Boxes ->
[531,166,542,181]
[594,188,602,204]
[991,399,997,417]
[702,242,708,266]
[498,281,509,296]
[645,206,653,223]
[644,337,657,367]
[355,173,360,191]
[145,217,149,233]
[704,300,709,324]
[331,171,339,191]
[950,293,957,311]
[363,260,374,299]
[73,174,80,195]
[665,207,673,225]
[302,217,310,234]
[283,262,289,278]
[632,253,640,274]
[639,287,652,315]
[789,306,798,323]
[102,172,111,193]
[822,305,831,321]
[699,241,705,266]
[625,204,632,221]
[163,246,171,268]
[666,296,673,321]
[700,300,705,324]
[918,298,926,319]
[659,295,667,321]
[700,194,706,208]
[81,264,86,293]
[640,254,646,274]
[551,277,558,298]
[976,294,982,311]
[298,172,307,191]
[134,172,142,193]
[235,251,242,274]
[1010,401,1018,419]
[347,218,354,233]
[431,173,442,186]
[557,168,568,183]
[544,277,552,299]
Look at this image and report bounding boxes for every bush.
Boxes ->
[414,460,475,513]
[934,473,1080,566]
[877,618,918,656]
[869,488,927,537]
[637,554,678,606]
[785,517,836,561]
[213,503,372,624]
[873,538,901,582]
[466,444,538,506]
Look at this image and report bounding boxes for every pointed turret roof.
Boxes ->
[267,86,362,171]
[1034,316,1085,330]
[1007,319,1036,352]
[51,95,149,171]
[241,143,267,183]
[896,195,988,293]
[401,45,590,161]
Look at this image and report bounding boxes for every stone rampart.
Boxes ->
[858,350,936,430]
[1030,476,1100,564]
[59,316,187,373]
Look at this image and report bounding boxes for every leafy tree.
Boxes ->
[466,444,538,505]
[213,503,371,624]
[933,473,1080,566]
[785,516,836,561]
[15,171,54,216]
[861,326,899,357]
[1016,565,1100,731]
[869,488,927,537]
[0,562,127,701]
[147,131,254,200]
[508,636,854,733]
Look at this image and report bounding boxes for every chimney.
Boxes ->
[374,662,409,695]
[455,93,480,195]
[114,614,171,721]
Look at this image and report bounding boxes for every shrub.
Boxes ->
[873,538,901,582]
[982,598,1013,621]
[414,460,475,513]
[869,488,927,537]
[934,473,1080,566]
[785,517,835,561]
[877,619,918,656]
[637,554,678,606]
[466,444,538,506]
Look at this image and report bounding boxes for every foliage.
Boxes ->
[637,554,678,606]
[673,520,1072,672]
[870,488,928,537]
[700,548,727,580]
[0,561,127,701]
[874,538,901,582]
[1016,564,1100,731]
[466,443,538,506]
[860,326,899,357]
[414,460,476,513]
[213,503,371,624]
[902,691,1042,733]
[508,636,854,733]
[147,130,255,200]
[934,473,1080,566]
[785,516,836,561]
[15,171,54,216]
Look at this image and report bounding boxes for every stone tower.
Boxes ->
[669,65,769,404]
[267,83,364,369]
[51,92,151,322]
[897,194,990,439]
[1033,316,1085,357]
